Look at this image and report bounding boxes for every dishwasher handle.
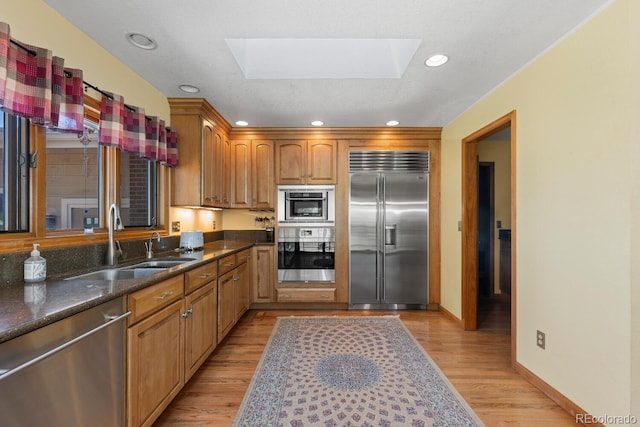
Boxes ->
[0,311,131,381]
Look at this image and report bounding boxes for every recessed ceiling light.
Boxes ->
[179,84,200,93]
[126,33,157,50]
[235,120,249,127]
[311,120,324,127]
[425,54,449,67]
[386,120,400,126]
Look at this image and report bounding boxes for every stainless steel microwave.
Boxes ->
[277,185,335,226]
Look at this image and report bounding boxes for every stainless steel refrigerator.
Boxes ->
[349,151,429,309]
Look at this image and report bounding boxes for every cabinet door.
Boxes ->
[307,140,337,184]
[128,299,185,427]
[220,134,231,208]
[230,139,252,208]
[252,140,275,209]
[171,115,207,206]
[217,270,236,343]
[253,246,274,302]
[184,281,217,381]
[209,131,224,207]
[202,120,216,207]
[275,140,306,184]
[235,260,250,320]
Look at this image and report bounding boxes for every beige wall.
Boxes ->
[169,208,223,236]
[223,209,275,230]
[630,0,640,419]
[477,138,511,293]
[2,0,169,120]
[441,0,636,418]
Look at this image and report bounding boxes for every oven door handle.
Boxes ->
[286,197,326,201]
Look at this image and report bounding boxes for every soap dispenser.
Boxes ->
[24,243,46,283]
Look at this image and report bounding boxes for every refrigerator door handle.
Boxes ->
[378,174,385,302]
[385,224,397,247]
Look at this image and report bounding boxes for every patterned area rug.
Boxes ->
[233,316,484,426]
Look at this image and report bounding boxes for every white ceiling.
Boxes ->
[43,0,610,128]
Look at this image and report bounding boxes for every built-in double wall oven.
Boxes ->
[277,185,336,283]
[277,227,335,283]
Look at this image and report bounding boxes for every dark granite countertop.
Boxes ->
[0,240,260,344]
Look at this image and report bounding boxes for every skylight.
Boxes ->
[225,38,422,79]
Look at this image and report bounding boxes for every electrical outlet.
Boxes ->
[497,220,502,228]
[536,330,546,349]
[457,221,462,231]
[171,221,181,232]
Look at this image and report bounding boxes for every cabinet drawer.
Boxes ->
[128,275,185,325]
[218,254,237,275]
[235,249,251,265]
[185,262,217,294]
[277,287,336,302]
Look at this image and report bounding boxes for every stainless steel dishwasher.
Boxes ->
[0,296,130,427]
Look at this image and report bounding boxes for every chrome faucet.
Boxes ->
[145,231,161,259]
[107,203,124,265]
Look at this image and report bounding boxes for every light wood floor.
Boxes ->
[154,296,580,426]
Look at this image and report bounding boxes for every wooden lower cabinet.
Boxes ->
[217,269,236,343]
[127,265,218,427]
[128,298,185,427]
[184,281,217,381]
[235,258,250,320]
[126,252,255,426]
[217,249,252,343]
[252,246,274,302]
[276,287,336,302]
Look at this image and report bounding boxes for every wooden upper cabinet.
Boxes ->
[275,140,337,185]
[209,131,230,208]
[220,135,231,208]
[252,140,275,209]
[169,98,231,208]
[307,140,337,184]
[275,140,306,184]
[202,121,216,206]
[170,114,209,206]
[230,139,252,208]
[230,139,275,209]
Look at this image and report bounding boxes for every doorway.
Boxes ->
[477,162,494,300]
[461,111,516,361]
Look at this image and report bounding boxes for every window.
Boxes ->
[0,112,30,233]
[119,150,158,228]
[1,96,167,245]
[45,122,101,231]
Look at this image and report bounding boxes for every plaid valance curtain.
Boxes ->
[0,21,177,166]
[98,93,178,166]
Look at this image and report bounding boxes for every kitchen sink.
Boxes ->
[128,258,196,269]
[66,257,196,281]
